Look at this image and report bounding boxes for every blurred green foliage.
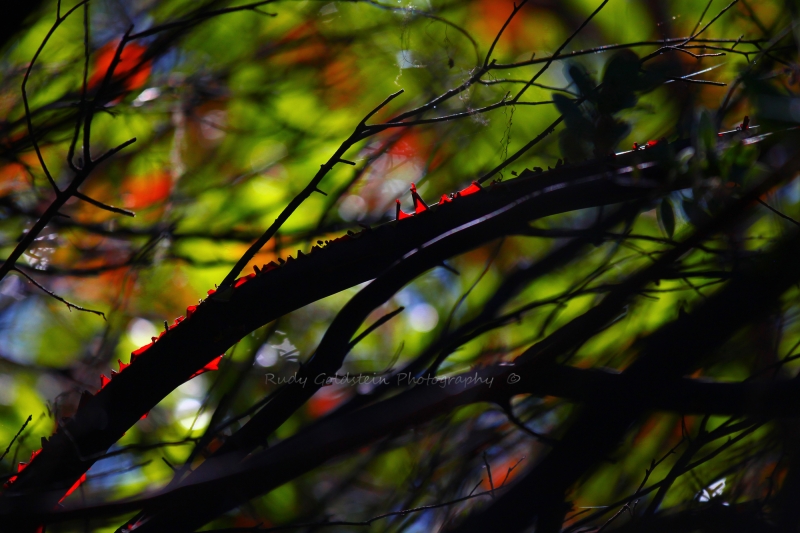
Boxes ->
[0,0,796,531]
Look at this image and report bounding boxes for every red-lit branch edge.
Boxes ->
[0,133,751,515]
[35,141,800,532]
[12,297,800,531]
[121,123,791,532]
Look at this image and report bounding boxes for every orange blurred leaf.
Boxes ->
[89,40,151,92]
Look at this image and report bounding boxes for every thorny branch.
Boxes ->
[1,1,797,532]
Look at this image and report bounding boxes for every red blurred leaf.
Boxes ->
[480,456,524,491]
[272,22,330,66]
[307,386,346,418]
[88,40,151,92]
[121,171,172,209]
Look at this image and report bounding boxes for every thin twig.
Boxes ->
[483,0,529,68]
[483,452,495,498]
[202,484,511,532]
[12,268,106,319]
[359,89,405,126]
[21,1,90,192]
[663,45,726,59]
[67,0,91,172]
[443,240,502,333]
[594,438,684,532]
[128,1,279,41]
[692,0,715,37]
[92,137,137,165]
[348,307,404,349]
[376,99,555,129]
[476,113,566,184]
[666,77,726,86]
[91,438,200,461]
[501,402,559,445]
[0,415,32,464]
[478,78,579,95]
[757,198,800,227]
[643,0,740,63]
[513,0,609,103]
[86,26,136,165]
[363,1,481,67]
[74,192,136,217]
[219,90,404,289]
[490,37,764,70]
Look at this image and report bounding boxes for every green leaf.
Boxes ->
[681,198,712,228]
[697,110,718,154]
[552,93,592,137]
[602,49,641,88]
[658,198,675,239]
[598,49,640,112]
[567,63,596,101]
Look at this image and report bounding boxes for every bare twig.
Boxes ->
[513,0,609,103]
[92,137,137,165]
[362,0,481,67]
[74,192,136,217]
[128,1,279,41]
[67,0,91,172]
[476,113,566,184]
[691,1,715,37]
[219,90,404,289]
[594,438,685,532]
[479,78,579,95]
[91,438,200,461]
[0,415,32,464]
[201,484,511,532]
[757,198,800,227]
[20,1,89,193]
[663,45,726,59]
[12,269,106,319]
[490,37,765,70]
[349,307,405,349]
[483,0,530,68]
[483,451,495,498]
[643,0,740,62]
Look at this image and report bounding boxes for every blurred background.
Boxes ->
[0,0,794,531]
